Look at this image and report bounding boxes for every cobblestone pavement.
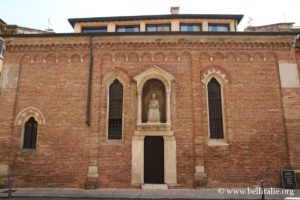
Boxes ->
[0,188,300,200]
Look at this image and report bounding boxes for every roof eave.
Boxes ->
[68,14,244,28]
[2,31,299,38]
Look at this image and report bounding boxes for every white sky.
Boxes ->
[1,0,299,32]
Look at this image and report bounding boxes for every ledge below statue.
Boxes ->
[136,123,171,131]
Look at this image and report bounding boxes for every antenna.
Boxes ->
[247,17,253,27]
[283,12,287,22]
[47,18,52,30]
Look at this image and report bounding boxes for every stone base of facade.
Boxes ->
[85,166,99,189]
[0,164,8,188]
[194,165,207,187]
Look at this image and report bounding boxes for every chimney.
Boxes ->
[170,7,180,15]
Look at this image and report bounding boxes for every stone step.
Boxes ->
[142,184,168,189]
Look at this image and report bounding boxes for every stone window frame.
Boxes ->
[205,75,228,146]
[14,106,45,150]
[106,77,125,143]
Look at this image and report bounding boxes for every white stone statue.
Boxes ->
[147,93,160,123]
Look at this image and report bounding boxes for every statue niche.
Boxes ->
[142,79,166,123]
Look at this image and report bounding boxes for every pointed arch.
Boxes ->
[33,54,44,63]
[154,52,165,62]
[57,54,69,63]
[15,106,46,125]
[20,54,31,64]
[201,67,229,85]
[128,53,139,62]
[46,54,56,63]
[70,54,81,63]
[167,52,178,62]
[15,106,45,149]
[141,53,152,62]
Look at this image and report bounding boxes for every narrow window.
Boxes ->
[82,27,107,33]
[23,117,38,149]
[116,25,139,32]
[146,24,170,32]
[208,24,229,32]
[208,78,224,139]
[180,24,201,32]
[108,80,123,139]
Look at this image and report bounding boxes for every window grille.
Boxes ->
[208,78,224,139]
[108,79,123,139]
[23,117,38,149]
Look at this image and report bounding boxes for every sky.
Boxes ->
[1,0,299,32]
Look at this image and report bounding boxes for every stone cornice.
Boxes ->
[5,41,293,53]
[4,35,295,53]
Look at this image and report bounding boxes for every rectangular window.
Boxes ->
[146,24,170,32]
[208,24,229,32]
[82,27,107,33]
[116,25,139,32]
[180,24,201,32]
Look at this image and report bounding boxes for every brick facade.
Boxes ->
[0,34,299,188]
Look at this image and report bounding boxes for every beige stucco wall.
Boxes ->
[73,18,236,33]
[279,63,300,88]
[0,63,20,89]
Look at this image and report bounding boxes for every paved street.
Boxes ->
[1,188,300,200]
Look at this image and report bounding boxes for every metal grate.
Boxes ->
[108,80,123,139]
[208,78,224,139]
[23,117,38,149]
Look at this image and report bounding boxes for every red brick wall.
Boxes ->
[282,51,300,184]
[0,35,297,188]
[8,53,90,188]
[200,52,289,187]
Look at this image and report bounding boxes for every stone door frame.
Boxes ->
[132,65,177,187]
[131,132,177,186]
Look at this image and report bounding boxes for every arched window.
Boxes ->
[108,79,123,139]
[23,117,38,149]
[207,78,224,139]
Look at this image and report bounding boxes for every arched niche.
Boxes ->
[142,78,166,123]
[134,65,175,126]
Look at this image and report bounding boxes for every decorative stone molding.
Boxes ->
[201,68,229,84]
[4,35,294,54]
[17,50,279,66]
[20,53,84,64]
[200,51,277,63]
[15,106,46,125]
[134,65,175,125]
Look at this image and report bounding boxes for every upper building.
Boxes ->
[0,18,54,34]
[69,7,242,33]
[244,22,296,32]
[0,8,300,190]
